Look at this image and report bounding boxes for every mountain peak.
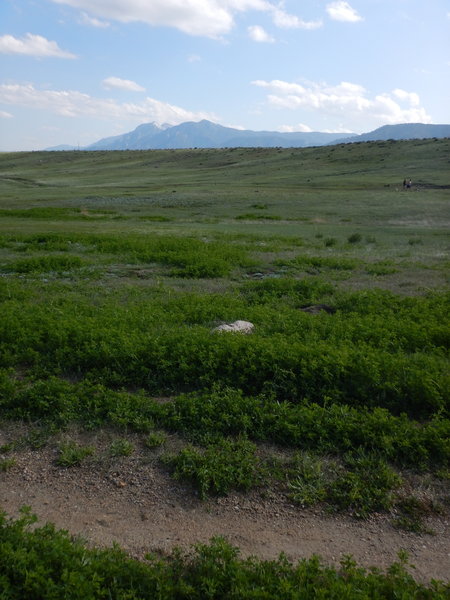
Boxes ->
[48,122,450,151]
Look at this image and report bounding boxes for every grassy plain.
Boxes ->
[0,138,449,596]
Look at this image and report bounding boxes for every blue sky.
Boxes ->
[1,0,449,150]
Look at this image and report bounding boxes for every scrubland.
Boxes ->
[0,138,449,597]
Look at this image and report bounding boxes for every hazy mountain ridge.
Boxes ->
[85,120,353,150]
[340,123,450,144]
[45,121,450,151]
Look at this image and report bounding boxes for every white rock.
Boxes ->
[213,320,254,334]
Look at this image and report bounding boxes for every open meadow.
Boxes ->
[0,138,449,597]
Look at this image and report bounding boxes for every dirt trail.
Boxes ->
[1,439,449,584]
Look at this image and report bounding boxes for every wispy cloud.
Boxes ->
[0,33,77,58]
[271,8,322,30]
[252,79,431,128]
[248,25,274,43]
[0,82,217,124]
[326,2,363,23]
[278,123,313,132]
[79,11,110,28]
[49,0,322,37]
[0,110,13,118]
[102,77,145,92]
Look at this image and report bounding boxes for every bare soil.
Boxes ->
[1,425,449,584]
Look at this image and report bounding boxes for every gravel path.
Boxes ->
[1,427,449,583]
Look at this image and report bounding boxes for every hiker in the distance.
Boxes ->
[403,178,407,189]
[406,178,412,189]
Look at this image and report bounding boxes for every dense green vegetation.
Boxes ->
[1,508,449,599]
[0,139,449,594]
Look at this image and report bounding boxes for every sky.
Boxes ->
[1,0,449,151]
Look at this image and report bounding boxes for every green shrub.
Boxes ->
[56,441,94,467]
[166,438,262,499]
[109,438,134,457]
[0,457,16,472]
[236,213,281,220]
[366,261,398,276]
[0,510,448,598]
[3,377,78,422]
[145,431,166,448]
[347,233,362,244]
[288,451,403,516]
[288,453,333,506]
[138,215,173,221]
[163,388,450,470]
[393,496,438,533]
[327,454,401,517]
[2,255,86,274]
[281,255,358,271]
[240,277,333,306]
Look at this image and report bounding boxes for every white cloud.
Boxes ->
[50,0,234,37]
[248,25,274,42]
[79,11,110,27]
[252,78,432,128]
[102,77,145,92]
[0,82,217,125]
[49,0,322,37]
[326,2,362,23]
[0,110,13,118]
[187,54,201,63]
[271,8,322,30]
[392,88,420,107]
[278,123,313,132]
[0,33,77,58]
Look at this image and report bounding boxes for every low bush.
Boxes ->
[235,213,281,220]
[288,453,332,506]
[0,509,448,598]
[145,431,166,448]
[365,261,398,276]
[279,255,358,271]
[162,387,450,470]
[347,233,362,244]
[2,255,87,274]
[327,454,401,517]
[1,376,449,470]
[165,438,263,499]
[0,457,16,472]
[56,441,94,467]
[109,438,134,457]
[288,452,402,517]
[393,496,438,533]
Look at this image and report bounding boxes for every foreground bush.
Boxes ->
[0,509,448,599]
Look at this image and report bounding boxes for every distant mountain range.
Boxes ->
[45,121,450,151]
